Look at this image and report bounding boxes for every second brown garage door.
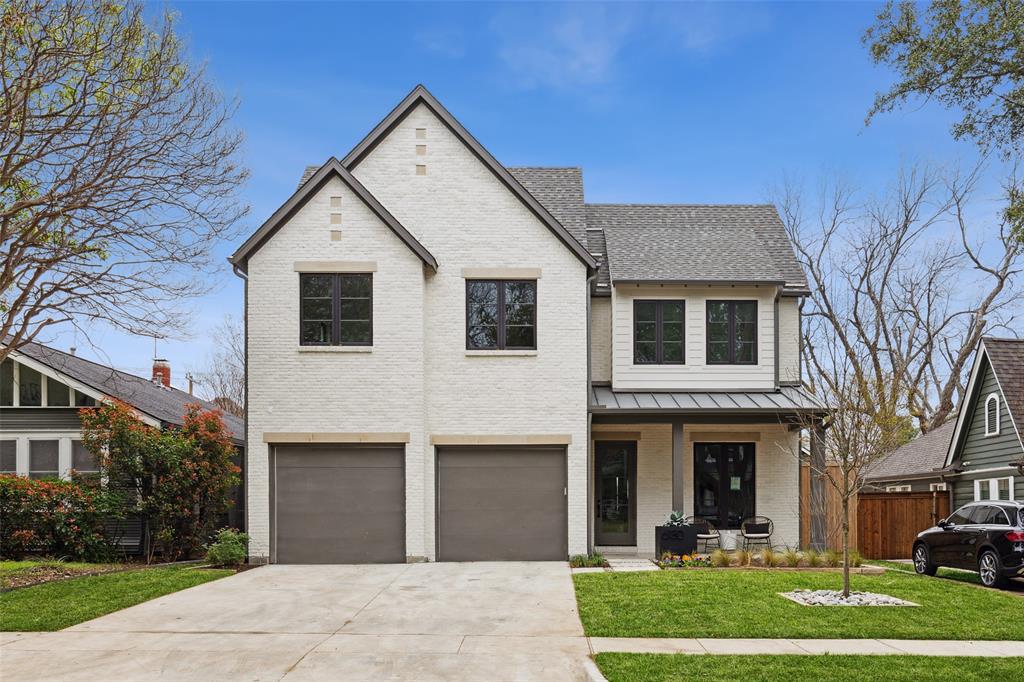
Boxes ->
[273,444,405,564]
[437,446,567,561]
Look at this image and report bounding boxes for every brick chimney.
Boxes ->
[152,358,171,387]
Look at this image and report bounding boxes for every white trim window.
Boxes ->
[929,482,947,492]
[885,485,911,493]
[974,476,1014,501]
[984,393,1000,436]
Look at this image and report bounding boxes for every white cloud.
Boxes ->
[490,2,771,91]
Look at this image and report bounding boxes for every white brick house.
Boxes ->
[230,85,825,563]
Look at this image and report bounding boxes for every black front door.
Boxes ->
[595,441,637,546]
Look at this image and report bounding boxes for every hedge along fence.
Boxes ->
[0,475,125,561]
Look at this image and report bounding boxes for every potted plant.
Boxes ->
[655,511,698,557]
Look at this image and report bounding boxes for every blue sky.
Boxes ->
[49,1,999,391]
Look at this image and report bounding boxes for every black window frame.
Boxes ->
[464,279,537,351]
[692,442,756,530]
[632,300,686,365]
[298,273,373,347]
[705,300,758,365]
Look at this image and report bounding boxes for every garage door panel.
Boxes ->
[274,444,404,564]
[437,446,567,562]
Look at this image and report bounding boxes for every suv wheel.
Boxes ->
[913,544,937,576]
[978,551,1006,588]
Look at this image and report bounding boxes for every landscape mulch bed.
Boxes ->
[0,559,231,592]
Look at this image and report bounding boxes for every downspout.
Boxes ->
[773,288,780,390]
[586,270,597,555]
[231,261,251,558]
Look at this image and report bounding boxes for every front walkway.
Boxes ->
[589,637,1024,656]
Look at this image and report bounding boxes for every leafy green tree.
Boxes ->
[1,0,248,361]
[864,0,1024,238]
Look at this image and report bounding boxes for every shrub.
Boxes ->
[710,549,731,567]
[733,549,751,566]
[205,528,249,566]
[846,549,863,567]
[569,553,607,568]
[760,548,780,567]
[0,474,121,561]
[783,548,801,567]
[804,548,822,567]
[823,549,841,567]
[659,553,712,568]
[81,400,241,561]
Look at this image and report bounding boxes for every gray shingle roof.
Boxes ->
[587,204,809,292]
[985,337,1024,440]
[864,419,956,482]
[298,165,319,189]
[506,167,612,293]
[11,341,244,443]
[590,384,827,413]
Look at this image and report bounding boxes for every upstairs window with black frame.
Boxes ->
[299,273,372,346]
[633,300,685,364]
[466,280,536,350]
[706,300,757,364]
[693,442,755,530]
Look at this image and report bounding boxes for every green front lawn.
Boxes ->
[0,565,233,631]
[0,560,122,589]
[596,654,1023,682]
[574,569,1024,639]
[869,560,983,585]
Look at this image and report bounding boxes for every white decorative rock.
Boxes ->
[780,589,919,607]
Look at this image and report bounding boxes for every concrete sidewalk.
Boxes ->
[588,637,1024,657]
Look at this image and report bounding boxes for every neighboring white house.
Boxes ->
[229,85,826,564]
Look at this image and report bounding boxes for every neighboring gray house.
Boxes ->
[863,420,956,493]
[230,85,826,564]
[0,340,246,537]
[942,337,1024,509]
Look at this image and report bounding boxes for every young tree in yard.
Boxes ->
[0,0,248,362]
[775,161,1023,436]
[80,401,240,562]
[864,0,1024,239]
[194,314,244,417]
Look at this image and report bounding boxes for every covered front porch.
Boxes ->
[588,385,829,557]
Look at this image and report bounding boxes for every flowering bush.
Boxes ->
[658,552,713,568]
[80,401,241,562]
[0,475,121,560]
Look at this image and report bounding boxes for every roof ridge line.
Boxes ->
[586,202,775,208]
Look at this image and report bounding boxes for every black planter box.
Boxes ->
[655,525,698,557]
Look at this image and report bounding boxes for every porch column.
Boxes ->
[809,420,827,551]
[672,421,684,512]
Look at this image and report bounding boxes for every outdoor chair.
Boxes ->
[684,516,721,552]
[740,516,774,550]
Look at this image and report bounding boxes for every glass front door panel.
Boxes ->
[595,442,637,545]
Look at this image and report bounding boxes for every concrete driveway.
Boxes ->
[0,562,591,681]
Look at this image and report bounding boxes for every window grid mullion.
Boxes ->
[332,274,342,345]
[728,301,736,363]
[497,281,507,350]
[655,302,664,364]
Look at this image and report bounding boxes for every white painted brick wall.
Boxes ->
[246,175,427,560]
[247,103,589,560]
[592,422,801,555]
[353,104,589,557]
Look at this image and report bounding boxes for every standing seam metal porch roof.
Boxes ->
[590,384,827,413]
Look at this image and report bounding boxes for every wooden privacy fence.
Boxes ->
[856,492,949,560]
[799,463,857,552]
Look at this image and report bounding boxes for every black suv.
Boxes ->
[913,500,1024,588]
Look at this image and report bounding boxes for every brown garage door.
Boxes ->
[437,446,567,561]
[273,444,404,564]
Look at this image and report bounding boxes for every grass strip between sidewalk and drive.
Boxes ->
[0,565,233,632]
[595,654,1023,682]
[574,569,1024,640]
